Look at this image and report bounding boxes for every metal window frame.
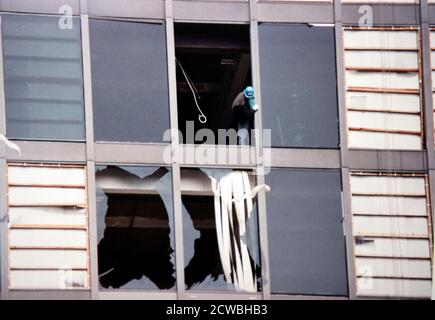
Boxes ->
[92,162,178,296]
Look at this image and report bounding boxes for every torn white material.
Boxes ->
[0,134,21,155]
[208,170,269,292]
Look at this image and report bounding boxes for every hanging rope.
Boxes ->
[176,58,207,124]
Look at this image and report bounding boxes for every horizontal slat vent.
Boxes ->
[350,172,432,298]
[7,163,89,289]
[344,27,423,150]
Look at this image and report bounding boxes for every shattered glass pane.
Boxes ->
[96,165,176,290]
[181,168,261,292]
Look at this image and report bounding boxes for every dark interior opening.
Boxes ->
[98,192,175,290]
[182,195,226,289]
[175,23,251,145]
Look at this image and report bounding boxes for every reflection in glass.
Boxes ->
[266,169,348,295]
[89,19,170,143]
[3,14,85,140]
[259,24,339,148]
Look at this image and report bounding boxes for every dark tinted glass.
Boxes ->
[266,169,348,295]
[2,14,85,140]
[259,24,339,148]
[90,19,169,143]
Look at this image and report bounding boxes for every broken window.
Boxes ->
[90,19,170,143]
[7,163,89,289]
[266,169,348,295]
[350,172,433,298]
[181,168,262,292]
[344,27,423,150]
[259,23,339,148]
[95,165,176,290]
[2,14,85,140]
[175,23,252,145]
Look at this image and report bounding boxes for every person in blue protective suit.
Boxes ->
[231,86,259,145]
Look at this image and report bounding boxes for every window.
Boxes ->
[95,165,175,290]
[259,24,339,148]
[7,163,89,289]
[350,172,432,298]
[90,19,170,143]
[181,168,261,291]
[175,23,252,145]
[266,169,348,295]
[2,14,85,140]
[344,27,423,150]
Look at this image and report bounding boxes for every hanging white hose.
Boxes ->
[176,59,207,124]
[210,170,270,292]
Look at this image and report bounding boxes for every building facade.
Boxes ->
[0,0,434,300]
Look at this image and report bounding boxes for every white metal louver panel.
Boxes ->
[343,30,418,50]
[9,229,88,248]
[347,111,421,132]
[8,207,87,226]
[345,71,419,90]
[350,172,432,298]
[8,166,86,186]
[344,27,423,150]
[356,278,432,299]
[348,131,422,150]
[346,92,420,112]
[9,187,86,206]
[7,163,90,290]
[10,250,88,269]
[355,258,431,279]
[352,196,427,216]
[354,238,431,258]
[345,51,418,69]
[10,270,87,289]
